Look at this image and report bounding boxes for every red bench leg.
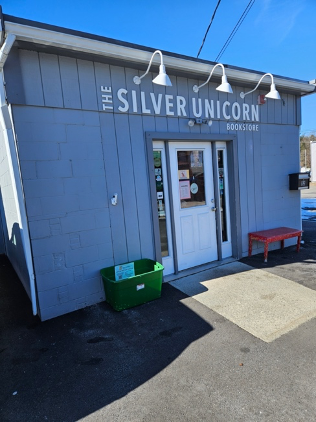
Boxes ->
[297,235,301,252]
[264,241,269,262]
[281,239,284,249]
[248,236,253,257]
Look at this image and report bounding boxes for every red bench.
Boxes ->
[248,227,302,262]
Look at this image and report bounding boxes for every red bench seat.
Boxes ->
[248,227,302,262]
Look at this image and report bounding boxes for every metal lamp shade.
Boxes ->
[152,65,172,86]
[265,83,281,100]
[216,75,233,94]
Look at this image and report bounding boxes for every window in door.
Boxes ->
[153,150,169,257]
[177,150,206,209]
[217,149,228,242]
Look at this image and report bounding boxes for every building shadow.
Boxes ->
[0,255,213,421]
[7,221,32,301]
[0,186,31,300]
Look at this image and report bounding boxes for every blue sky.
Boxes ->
[2,0,316,134]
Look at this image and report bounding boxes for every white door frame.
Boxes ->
[146,132,240,275]
[153,141,174,275]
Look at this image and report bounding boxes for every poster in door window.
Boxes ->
[178,169,190,180]
[153,151,161,167]
[190,151,203,168]
[179,180,191,200]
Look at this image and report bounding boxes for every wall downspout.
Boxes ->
[0,33,37,316]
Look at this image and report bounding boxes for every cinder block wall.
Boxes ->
[12,106,115,320]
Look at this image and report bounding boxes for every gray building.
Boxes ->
[0,11,315,320]
[311,142,316,182]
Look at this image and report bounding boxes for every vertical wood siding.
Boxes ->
[39,53,64,108]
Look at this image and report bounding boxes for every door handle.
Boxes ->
[211,207,217,212]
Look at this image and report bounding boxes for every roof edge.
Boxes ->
[3,13,316,95]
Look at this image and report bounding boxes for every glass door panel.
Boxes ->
[217,149,228,242]
[177,150,206,208]
[153,142,174,276]
[216,143,232,259]
[153,150,169,257]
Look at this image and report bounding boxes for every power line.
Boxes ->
[197,0,222,58]
[214,0,255,62]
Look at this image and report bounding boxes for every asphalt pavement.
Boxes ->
[1,191,316,422]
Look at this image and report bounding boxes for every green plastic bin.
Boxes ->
[100,258,164,311]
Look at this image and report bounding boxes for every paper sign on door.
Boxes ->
[178,169,190,180]
[179,180,191,200]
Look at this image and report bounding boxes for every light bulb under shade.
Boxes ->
[216,75,233,94]
[152,65,172,86]
[265,83,281,100]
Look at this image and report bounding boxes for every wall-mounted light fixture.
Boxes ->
[240,73,281,100]
[133,50,172,86]
[111,193,118,206]
[188,118,212,127]
[193,63,233,94]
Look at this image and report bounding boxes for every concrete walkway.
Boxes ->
[171,261,316,342]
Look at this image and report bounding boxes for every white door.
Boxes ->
[169,142,218,271]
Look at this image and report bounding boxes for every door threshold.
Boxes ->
[163,257,237,283]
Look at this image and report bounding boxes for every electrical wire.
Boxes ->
[197,0,222,58]
[214,0,255,62]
